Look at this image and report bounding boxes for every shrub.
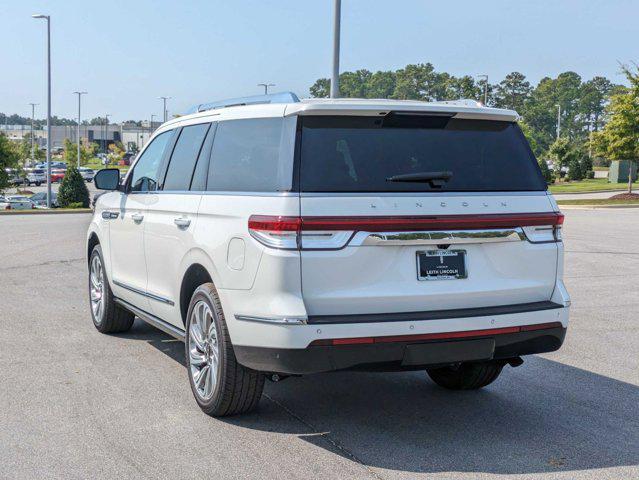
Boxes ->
[538,159,554,183]
[58,165,89,208]
[586,170,595,179]
[65,202,84,209]
[567,157,585,181]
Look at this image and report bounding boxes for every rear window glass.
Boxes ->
[163,123,210,191]
[299,116,546,192]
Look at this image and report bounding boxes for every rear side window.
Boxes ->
[299,116,546,192]
[130,131,172,192]
[207,118,284,192]
[163,123,210,191]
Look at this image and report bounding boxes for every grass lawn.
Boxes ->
[557,198,639,205]
[83,158,129,173]
[549,178,638,193]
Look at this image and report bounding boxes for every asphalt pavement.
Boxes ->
[0,210,637,480]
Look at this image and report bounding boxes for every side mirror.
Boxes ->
[94,168,121,191]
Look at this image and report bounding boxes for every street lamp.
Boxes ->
[32,13,52,208]
[150,114,156,132]
[159,96,171,122]
[477,74,489,105]
[103,114,111,156]
[330,0,341,98]
[257,83,275,95]
[28,103,38,161]
[73,91,87,167]
[556,104,561,139]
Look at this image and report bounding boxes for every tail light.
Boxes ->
[248,212,565,250]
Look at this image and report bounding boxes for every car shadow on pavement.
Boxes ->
[122,319,639,476]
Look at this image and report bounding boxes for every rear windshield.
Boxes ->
[298,115,546,192]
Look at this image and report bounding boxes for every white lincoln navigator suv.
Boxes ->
[87,93,569,416]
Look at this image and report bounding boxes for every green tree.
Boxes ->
[493,72,532,111]
[538,158,554,183]
[0,133,21,191]
[548,137,579,178]
[57,165,90,207]
[309,78,330,98]
[592,65,639,193]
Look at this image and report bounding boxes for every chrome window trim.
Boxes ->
[112,280,175,306]
[130,190,296,197]
[299,191,548,197]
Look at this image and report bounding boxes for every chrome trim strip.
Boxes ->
[358,228,526,246]
[112,280,175,306]
[114,297,185,341]
[234,314,308,325]
[299,191,547,198]
[130,190,295,197]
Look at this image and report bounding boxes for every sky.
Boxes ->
[1,0,637,122]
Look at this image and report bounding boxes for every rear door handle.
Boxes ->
[174,217,191,228]
[131,213,144,223]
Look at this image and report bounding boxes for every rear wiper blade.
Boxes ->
[386,171,452,188]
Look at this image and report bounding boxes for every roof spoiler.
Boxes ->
[186,91,300,114]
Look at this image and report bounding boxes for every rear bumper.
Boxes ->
[234,325,567,375]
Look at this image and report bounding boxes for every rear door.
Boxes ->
[144,122,213,327]
[297,114,560,316]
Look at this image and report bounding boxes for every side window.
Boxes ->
[207,118,284,192]
[130,131,172,192]
[190,123,216,191]
[162,123,210,191]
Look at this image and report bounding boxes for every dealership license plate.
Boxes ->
[417,250,467,281]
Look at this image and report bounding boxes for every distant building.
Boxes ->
[0,123,157,153]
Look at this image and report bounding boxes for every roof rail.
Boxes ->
[186,91,300,114]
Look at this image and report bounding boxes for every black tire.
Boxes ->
[185,283,264,417]
[427,361,504,390]
[89,244,135,334]
[35,181,41,186]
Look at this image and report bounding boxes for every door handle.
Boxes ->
[174,217,191,228]
[101,211,119,220]
[131,213,144,223]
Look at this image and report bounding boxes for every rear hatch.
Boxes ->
[294,114,561,316]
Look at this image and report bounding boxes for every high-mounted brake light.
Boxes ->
[248,212,565,249]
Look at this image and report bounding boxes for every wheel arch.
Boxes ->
[179,263,213,327]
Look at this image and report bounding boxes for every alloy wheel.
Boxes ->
[188,300,219,401]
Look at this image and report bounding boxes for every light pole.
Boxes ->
[556,104,561,139]
[28,103,38,160]
[477,74,488,105]
[150,114,156,132]
[73,91,87,167]
[104,114,111,157]
[330,0,341,98]
[257,83,275,95]
[32,13,52,208]
[159,96,171,123]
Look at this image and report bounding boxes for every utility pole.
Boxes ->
[330,0,341,98]
[477,74,489,105]
[32,13,52,208]
[159,96,171,123]
[257,83,275,95]
[556,104,561,139]
[150,114,156,132]
[73,92,87,167]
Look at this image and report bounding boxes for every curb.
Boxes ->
[552,188,633,196]
[559,204,639,210]
[0,209,92,216]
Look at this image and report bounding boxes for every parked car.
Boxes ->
[78,167,95,182]
[26,169,46,186]
[1,195,35,210]
[30,191,58,208]
[5,169,25,186]
[50,169,66,183]
[87,93,570,417]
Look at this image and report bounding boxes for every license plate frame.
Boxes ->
[416,249,467,281]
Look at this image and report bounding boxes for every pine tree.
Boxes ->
[57,165,90,208]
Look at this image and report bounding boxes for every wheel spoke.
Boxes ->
[189,323,205,352]
[189,347,207,367]
[195,364,209,391]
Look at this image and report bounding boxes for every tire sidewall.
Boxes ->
[185,285,228,411]
[89,245,108,328]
